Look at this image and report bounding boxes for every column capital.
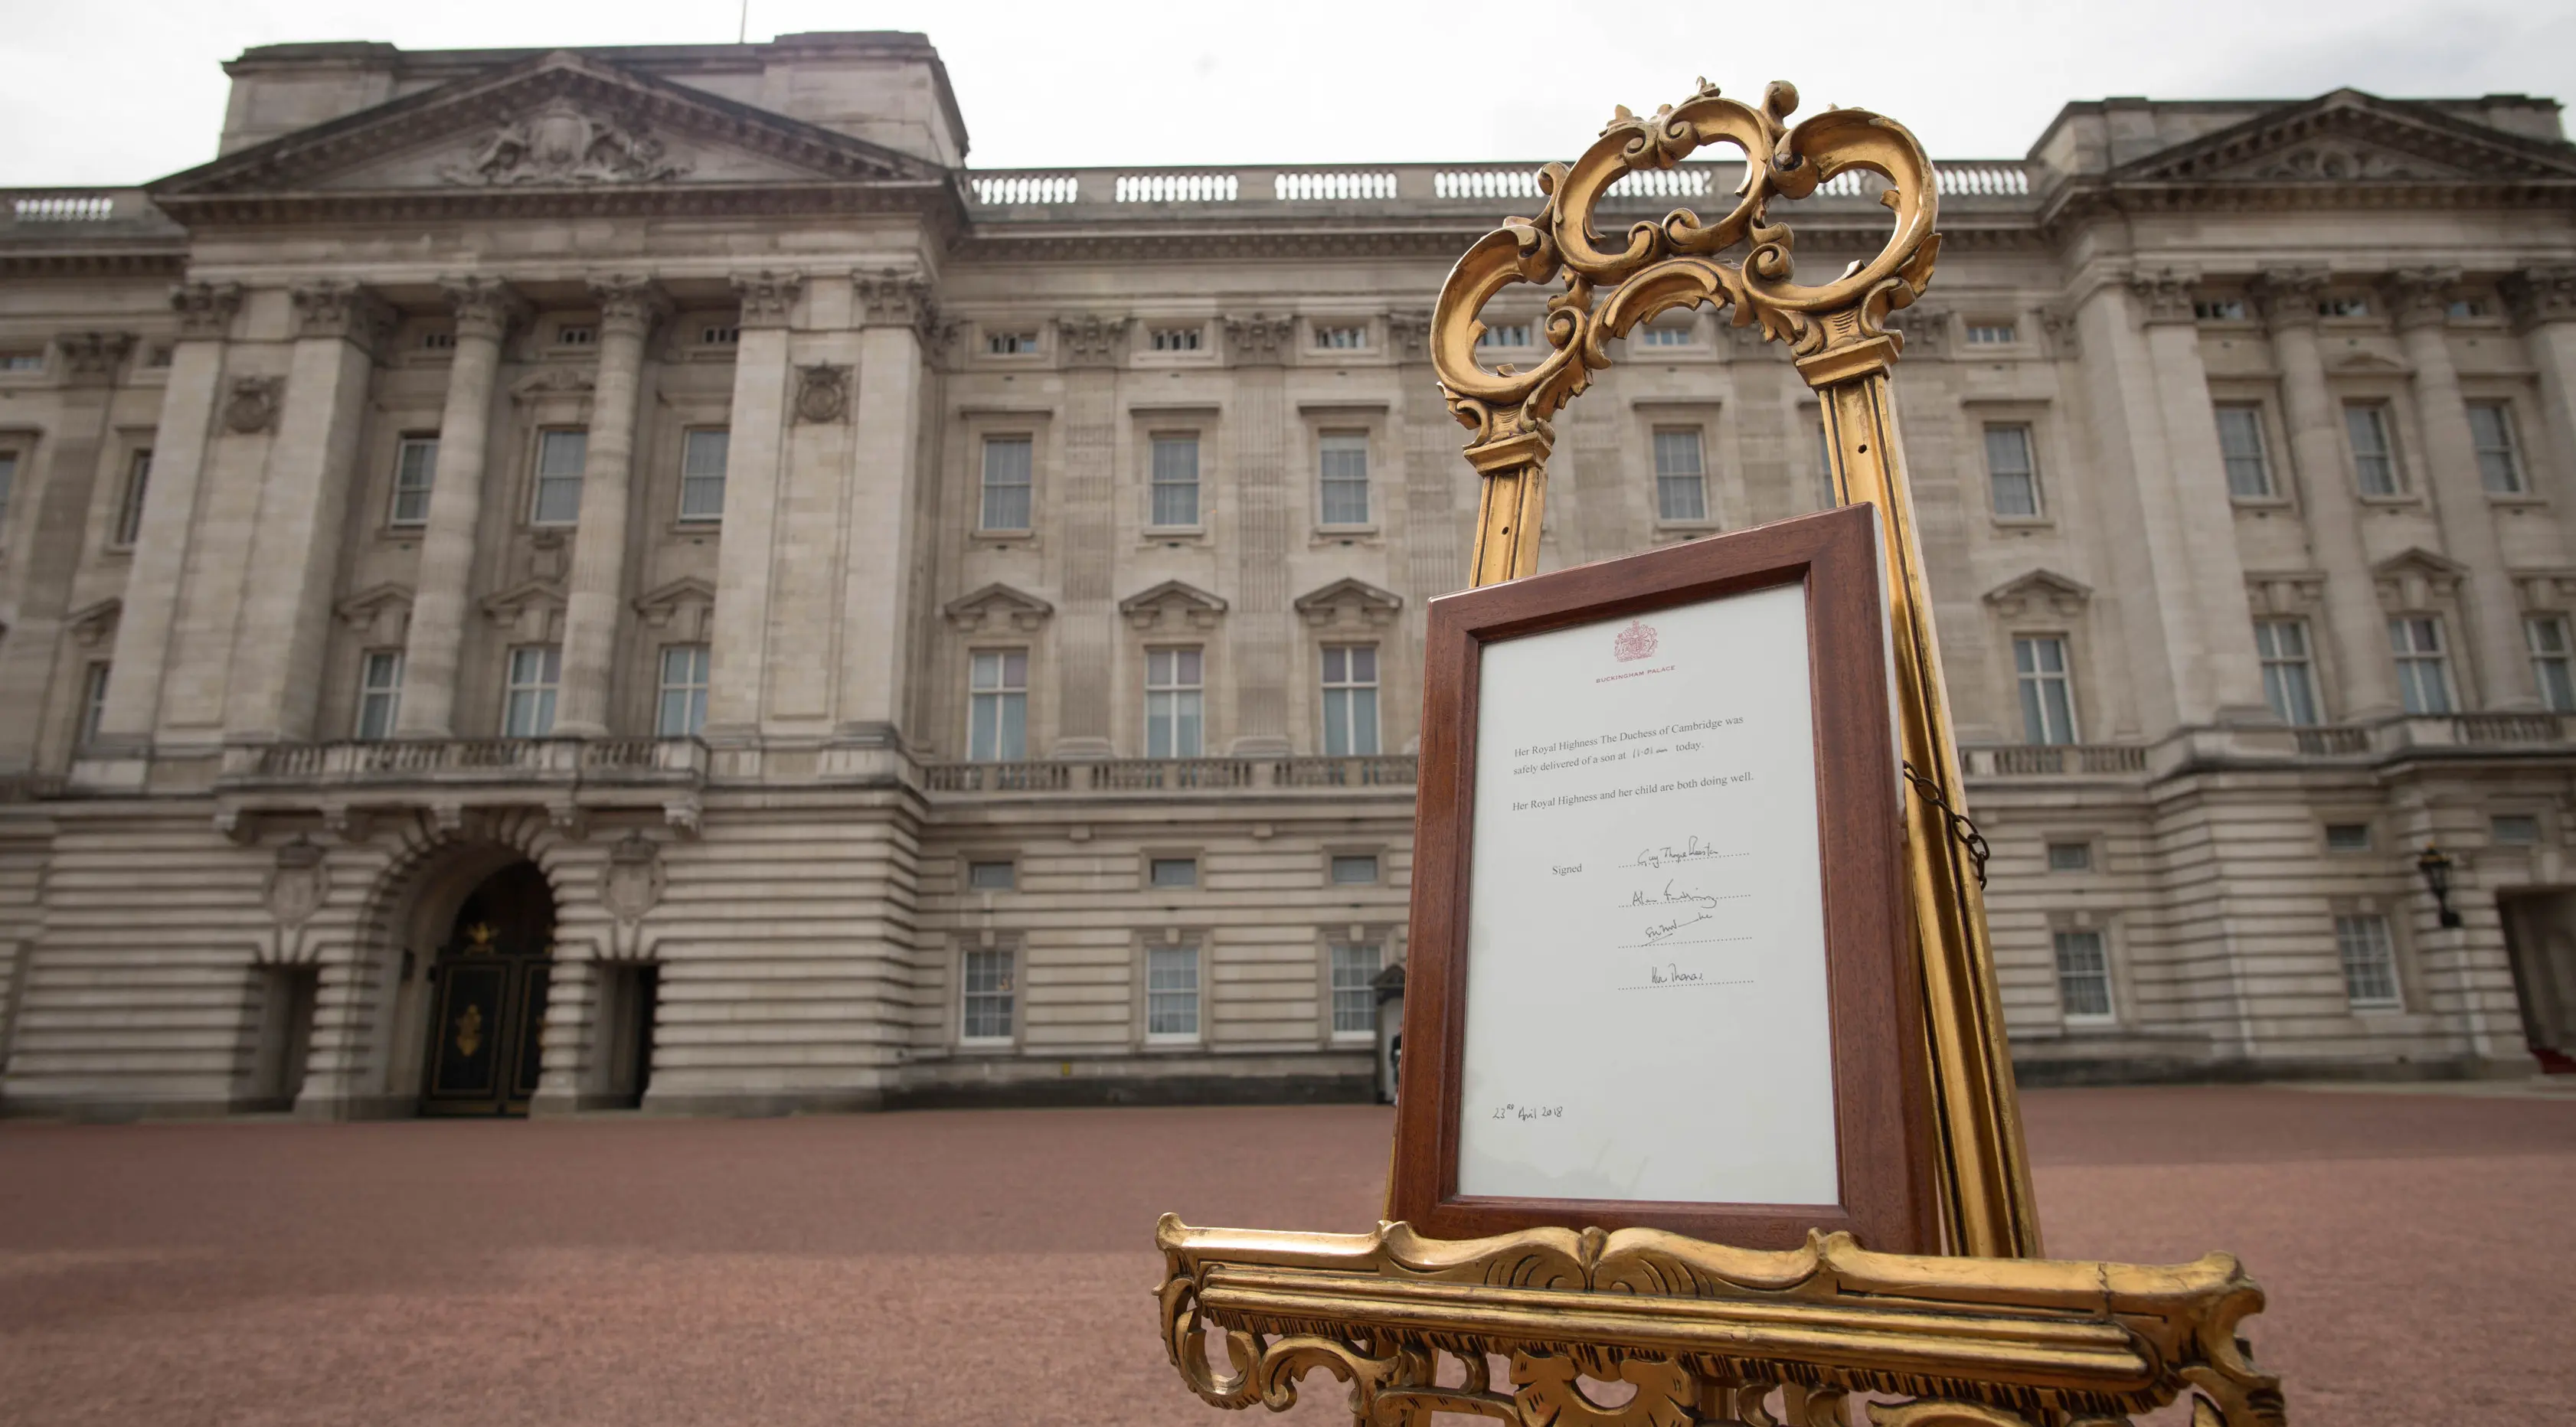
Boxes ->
[51,331,135,385]
[2385,267,2463,332]
[2251,268,2330,333]
[854,266,934,332]
[289,280,396,347]
[170,280,244,340]
[2504,265,2576,328]
[440,276,528,341]
[587,276,670,338]
[2124,266,2198,325]
[731,269,803,329]
[1057,312,1128,368]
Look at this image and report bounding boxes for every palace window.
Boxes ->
[2195,298,2249,322]
[388,437,435,527]
[0,351,45,373]
[2334,913,2402,1009]
[1321,645,1379,756]
[2318,296,2370,319]
[1146,944,1201,1040]
[2253,619,2322,727]
[1983,423,2041,518]
[1331,854,1379,884]
[2046,841,2094,873]
[502,645,561,737]
[1653,427,1708,523]
[1330,942,1381,1036]
[2344,403,2401,496]
[986,331,1038,355]
[355,651,404,742]
[1149,433,1200,527]
[2325,823,2374,853]
[968,650,1028,762]
[1313,324,1367,350]
[2053,929,2113,1021]
[0,449,18,530]
[1319,431,1370,524]
[678,428,728,522]
[2388,616,2454,715]
[2013,635,2078,746]
[1476,323,1532,349]
[960,946,1015,1041]
[80,661,111,746]
[1637,318,1694,347]
[1146,647,1205,758]
[2529,616,2576,712]
[657,644,709,737]
[1149,857,1198,889]
[420,330,456,351]
[555,324,596,347]
[2449,298,2489,320]
[980,436,1034,531]
[699,325,739,347]
[113,448,155,547]
[966,860,1017,892]
[1966,322,2018,345]
[2214,404,2273,499]
[2493,814,2542,846]
[1149,326,1202,352]
[531,429,587,524]
[2466,402,2526,494]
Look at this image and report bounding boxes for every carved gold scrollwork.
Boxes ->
[1430,80,1938,452]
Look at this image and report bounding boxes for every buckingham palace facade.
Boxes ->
[2,33,2574,1118]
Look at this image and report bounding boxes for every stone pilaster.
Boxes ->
[835,269,934,743]
[2388,269,2529,707]
[2255,269,2398,720]
[2506,264,2576,517]
[396,277,525,736]
[704,270,801,740]
[551,276,668,738]
[86,282,239,765]
[1223,315,1295,755]
[1052,312,1125,757]
[0,333,131,770]
[221,282,391,742]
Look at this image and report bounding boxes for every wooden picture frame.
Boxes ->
[1390,504,1936,1252]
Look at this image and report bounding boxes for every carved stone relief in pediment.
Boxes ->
[440,99,689,186]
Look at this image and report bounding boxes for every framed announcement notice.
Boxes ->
[1390,503,1936,1252]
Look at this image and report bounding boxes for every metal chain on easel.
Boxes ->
[1901,761,1989,889]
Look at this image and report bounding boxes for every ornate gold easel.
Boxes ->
[1157,82,2283,1427]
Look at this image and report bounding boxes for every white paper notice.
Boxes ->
[1456,582,1838,1207]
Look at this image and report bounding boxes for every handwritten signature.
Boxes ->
[1620,879,1749,911]
[1649,962,1706,985]
[1640,910,1713,945]
[1623,835,1744,870]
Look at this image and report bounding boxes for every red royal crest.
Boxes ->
[1612,619,1659,662]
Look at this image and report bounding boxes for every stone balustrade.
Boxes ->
[217,736,708,788]
[963,160,2033,214]
[921,754,1417,795]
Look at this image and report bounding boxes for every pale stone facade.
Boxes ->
[2,34,2574,1118]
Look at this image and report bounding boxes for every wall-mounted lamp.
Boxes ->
[2415,842,2463,929]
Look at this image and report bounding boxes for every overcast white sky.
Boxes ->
[2,0,2572,185]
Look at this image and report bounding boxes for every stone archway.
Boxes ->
[418,861,557,1116]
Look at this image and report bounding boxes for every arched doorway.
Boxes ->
[420,861,555,1117]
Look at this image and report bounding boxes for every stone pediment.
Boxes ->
[481,578,567,642]
[67,597,121,648]
[148,49,945,215]
[2116,90,2576,186]
[1292,577,1404,629]
[942,583,1052,633]
[335,583,414,645]
[633,576,714,639]
[2372,547,2466,609]
[1119,580,1228,632]
[1982,568,2091,619]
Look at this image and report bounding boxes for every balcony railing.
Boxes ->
[1965,743,2149,776]
[922,755,1417,795]
[218,736,708,786]
[2453,712,2569,745]
[2293,726,2373,756]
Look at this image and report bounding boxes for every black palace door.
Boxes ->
[421,862,554,1117]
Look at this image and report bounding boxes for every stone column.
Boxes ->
[87,282,239,762]
[1223,315,1295,755]
[396,278,524,736]
[835,269,934,742]
[222,282,390,742]
[2257,271,2401,718]
[0,332,129,771]
[704,270,801,739]
[1051,313,1124,758]
[551,277,668,738]
[2505,266,2576,518]
[2391,269,2532,707]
